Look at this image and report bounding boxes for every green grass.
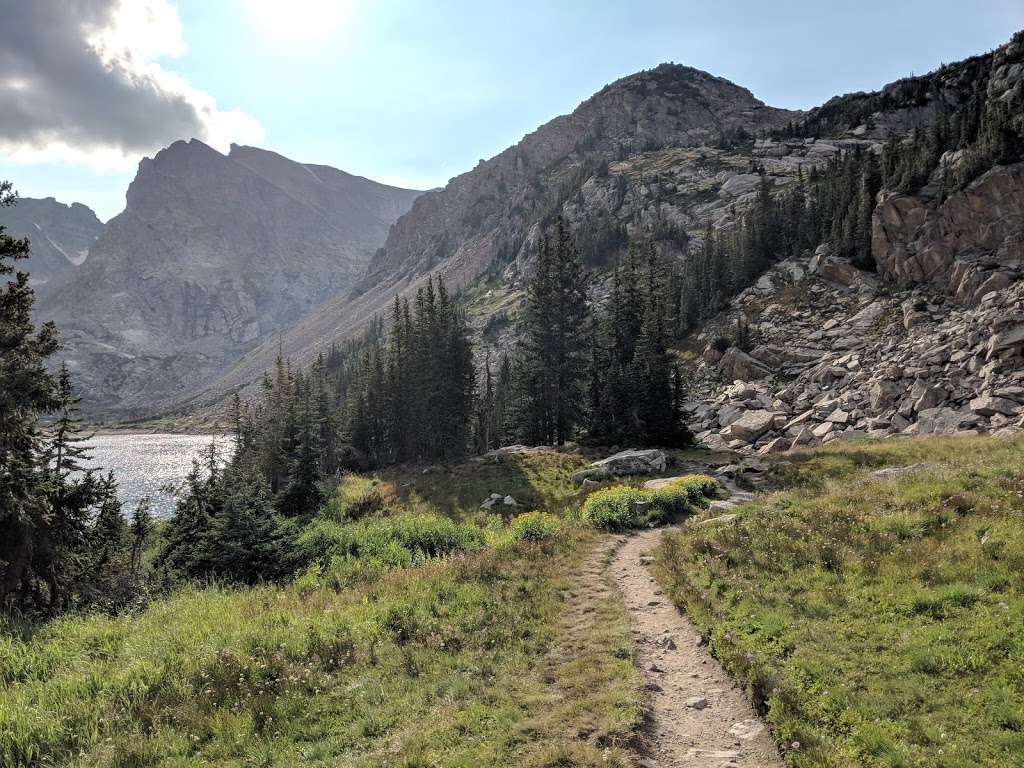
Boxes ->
[507,511,562,542]
[0,446,654,768]
[0,530,643,767]
[581,474,723,530]
[654,436,1024,768]
[376,450,592,522]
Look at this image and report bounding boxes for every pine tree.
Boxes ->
[588,238,692,447]
[155,444,224,583]
[511,219,590,445]
[476,350,495,453]
[493,354,513,448]
[0,181,61,611]
[130,498,153,576]
[636,243,675,443]
[277,379,324,517]
[83,473,137,612]
[37,365,112,612]
[213,465,283,584]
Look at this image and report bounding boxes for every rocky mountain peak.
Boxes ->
[360,64,796,283]
[204,66,801,405]
[0,196,102,293]
[33,141,422,415]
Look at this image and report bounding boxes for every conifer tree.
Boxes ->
[0,181,61,610]
[511,219,590,445]
[130,498,153,576]
[277,379,324,517]
[37,366,113,612]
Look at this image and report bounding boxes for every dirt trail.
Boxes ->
[606,487,784,768]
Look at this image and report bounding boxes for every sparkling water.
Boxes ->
[81,433,233,517]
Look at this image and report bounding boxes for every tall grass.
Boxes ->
[581,474,723,530]
[0,531,636,767]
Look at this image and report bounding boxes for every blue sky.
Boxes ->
[3,0,1023,221]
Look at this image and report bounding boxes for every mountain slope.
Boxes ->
[199,64,799,403]
[679,32,1024,455]
[35,140,422,415]
[0,197,102,296]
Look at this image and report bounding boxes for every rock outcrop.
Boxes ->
[197,65,801,407]
[572,449,667,485]
[686,250,1024,454]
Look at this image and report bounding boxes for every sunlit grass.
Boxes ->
[655,436,1024,768]
[376,450,592,522]
[1,529,641,767]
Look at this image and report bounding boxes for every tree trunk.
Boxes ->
[0,522,32,609]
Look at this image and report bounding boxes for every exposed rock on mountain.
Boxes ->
[0,197,102,296]
[667,35,1021,452]
[200,65,800,402]
[202,35,1024,414]
[365,64,795,281]
[685,247,1024,453]
[30,30,1022,430]
[35,140,421,414]
[873,163,1024,304]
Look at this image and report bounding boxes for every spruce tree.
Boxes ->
[38,364,112,612]
[512,219,590,445]
[130,498,153,576]
[0,181,61,610]
[636,243,675,443]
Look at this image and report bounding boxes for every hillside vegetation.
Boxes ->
[0,445,726,768]
[1,517,637,766]
[655,436,1024,767]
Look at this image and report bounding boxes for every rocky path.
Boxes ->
[606,486,783,767]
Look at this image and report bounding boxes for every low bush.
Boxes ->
[508,511,561,542]
[322,474,386,522]
[581,475,723,531]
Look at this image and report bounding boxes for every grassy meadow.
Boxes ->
[0,449,652,768]
[8,433,1021,768]
[655,436,1024,768]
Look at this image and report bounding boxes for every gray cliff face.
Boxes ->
[0,197,102,296]
[364,64,795,282]
[34,140,421,415]
[203,35,1024,417]
[871,33,1024,305]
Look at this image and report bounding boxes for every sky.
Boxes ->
[2,1,1022,222]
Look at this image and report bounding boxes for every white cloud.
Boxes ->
[0,0,264,171]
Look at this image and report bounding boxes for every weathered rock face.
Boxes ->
[200,35,1024,414]
[35,140,422,415]
[718,347,770,381]
[366,64,795,282]
[721,410,774,443]
[873,163,1024,304]
[0,197,102,297]
[572,449,667,485]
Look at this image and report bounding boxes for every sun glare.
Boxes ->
[243,0,352,44]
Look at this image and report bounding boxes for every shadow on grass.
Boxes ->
[377,450,592,522]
